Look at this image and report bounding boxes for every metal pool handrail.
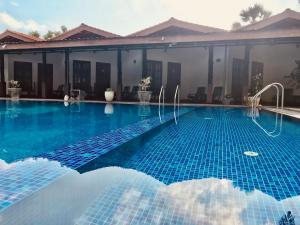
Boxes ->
[158,86,165,123]
[251,82,284,113]
[174,85,180,124]
[159,85,165,107]
[252,112,283,137]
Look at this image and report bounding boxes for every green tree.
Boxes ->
[43,25,68,40]
[43,30,55,40]
[28,31,40,38]
[61,25,68,33]
[240,4,272,24]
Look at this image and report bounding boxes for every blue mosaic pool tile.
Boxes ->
[0,109,191,213]
[39,109,190,169]
[74,167,299,225]
[81,108,300,203]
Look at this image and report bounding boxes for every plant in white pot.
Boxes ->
[138,76,152,103]
[7,80,21,99]
[105,88,114,102]
[246,73,263,107]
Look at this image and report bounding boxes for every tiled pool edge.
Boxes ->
[0,108,192,213]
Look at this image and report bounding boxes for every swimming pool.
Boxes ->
[0,102,299,225]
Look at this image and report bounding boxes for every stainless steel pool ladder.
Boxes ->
[158,86,165,123]
[251,82,284,113]
[252,111,283,137]
[159,85,165,107]
[174,85,180,124]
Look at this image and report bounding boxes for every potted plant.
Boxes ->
[246,73,263,107]
[7,80,21,99]
[105,88,114,102]
[138,76,152,103]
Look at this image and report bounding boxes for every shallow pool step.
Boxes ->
[0,108,192,212]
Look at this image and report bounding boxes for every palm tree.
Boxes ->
[240,4,272,24]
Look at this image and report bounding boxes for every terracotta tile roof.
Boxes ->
[128,17,226,37]
[238,8,300,31]
[0,30,42,42]
[2,28,300,51]
[50,23,120,41]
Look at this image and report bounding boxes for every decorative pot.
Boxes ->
[105,91,114,102]
[246,96,261,107]
[7,88,22,99]
[138,91,152,103]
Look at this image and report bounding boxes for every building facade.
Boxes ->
[1,9,300,105]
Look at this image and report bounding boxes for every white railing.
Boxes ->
[174,85,180,124]
[252,111,283,137]
[158,86,165,123]
[251,82,284,113]
[159,85,165,107]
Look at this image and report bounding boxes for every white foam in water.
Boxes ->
[244,151,259,157]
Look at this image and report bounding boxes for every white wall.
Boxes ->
[212,46,226,92]
[5,47,229,100]
[148,47,206,98]
[121,50,142,88]
[226,45,245,96]
[227,44,300,101]
[69,50,118,91]
[251,44,300,100]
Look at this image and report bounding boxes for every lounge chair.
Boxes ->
[52,84,65,98]
[212,86,223,104]
[130,86,139,101]
[121,86,131,100]
[187,87,207,103]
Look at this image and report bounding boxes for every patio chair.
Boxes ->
[121,86,131,100]
[212,86,223,104]
[130,86,139,101]
[52,84,65,98]
[187,87,207,103]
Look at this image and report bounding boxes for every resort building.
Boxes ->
[0,8,300,105]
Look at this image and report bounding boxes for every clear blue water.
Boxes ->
[0,101,172,163]
[0,103,299,225]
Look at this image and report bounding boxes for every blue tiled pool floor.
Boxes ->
[77,107,300,224]
[1,106,300,225]
[0,109,190,212]
[75,168,299,225]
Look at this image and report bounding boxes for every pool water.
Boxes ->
[0,101,172,163]
[0,103,299,225]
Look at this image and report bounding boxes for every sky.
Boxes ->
[0,0,299,36]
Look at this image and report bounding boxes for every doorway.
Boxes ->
[147,60,162,99]
[95,62,111,99]
[38,63,53,98]
[14,61,32,96]
[166,62,181,101]
[73,60,91,93]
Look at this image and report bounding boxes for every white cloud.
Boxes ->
[0,12,48,33]
[10,1,19,7]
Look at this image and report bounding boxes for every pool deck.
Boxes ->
[263,106,300,119]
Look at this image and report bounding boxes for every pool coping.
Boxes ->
[262,106,300,121]
[0,97,246,108]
